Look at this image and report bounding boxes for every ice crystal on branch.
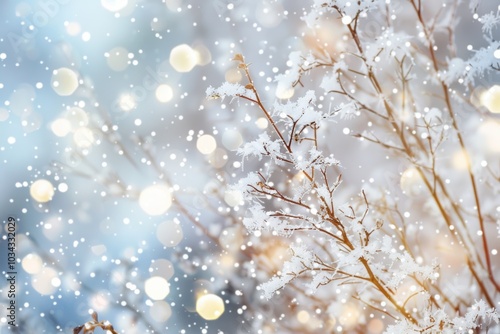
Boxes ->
[452,300,500,332]
[479,9,500,36]
[243,203,302,237]
[206,81,255,101]
[238,133,282,162]
[303,0,386,27]
[461,40,500,85]
[259,244,316,299]
[274,51,306,90]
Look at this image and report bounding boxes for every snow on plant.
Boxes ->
[73,312,118,334]
[207,0,500,332]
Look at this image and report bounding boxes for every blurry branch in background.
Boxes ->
[44,61,298,332]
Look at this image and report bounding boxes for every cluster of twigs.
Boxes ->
[217,54,430,330]
[204,0,500,331]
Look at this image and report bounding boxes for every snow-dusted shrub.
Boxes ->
[207,1,500,332]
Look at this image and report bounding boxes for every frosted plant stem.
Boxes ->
[341,15,498,306]
[409,0,500,292]
[234,53,421,324]
[236,59,315,184]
